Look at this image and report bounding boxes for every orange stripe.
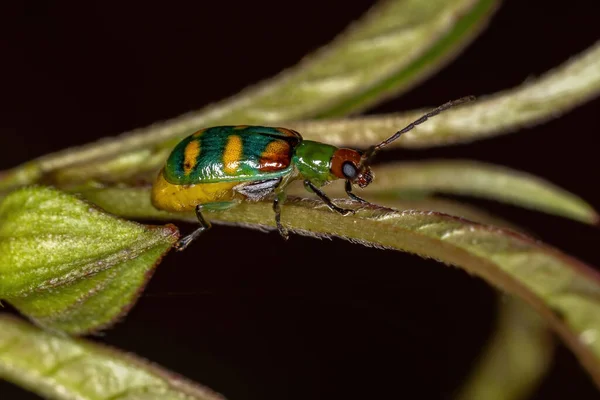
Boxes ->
[259,140,290,171]
[223,135,243,174]
[183,140,201,175]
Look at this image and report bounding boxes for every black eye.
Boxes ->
[342,162,358,179]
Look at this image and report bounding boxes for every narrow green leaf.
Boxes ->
[456,297,554,400]
[0,314,225,400]
[305,0,500,117]
[0,0,498,191]
[0,187,179,335]
[308,160,598,224]
[288,183,524,230]
[80,186,600,389]
[16,37,600,189]
[289,41,600,148]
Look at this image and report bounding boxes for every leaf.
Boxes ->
[289,184,525,230]
[288,40,600,148]
[16,37,600,189]
[0,187,179,335]
[456,297,554,400]
[0,314,225,400]
[302,160,598,224]
[80,186,600,389]
[0,0,498,191]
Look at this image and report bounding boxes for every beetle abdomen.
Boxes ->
[164,126,301,185]
[151,169,240,212]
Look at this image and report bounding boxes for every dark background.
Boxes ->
[1,1,599,399]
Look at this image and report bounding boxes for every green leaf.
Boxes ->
[0,314,225,400]
[14,37,600,189]
[289,185,525,230]
[457,297,554,400]
[0,187,179,335]
[0,0,498,191]
[80,186,600,388]
[302,160,598,224]
[289,41,600,148]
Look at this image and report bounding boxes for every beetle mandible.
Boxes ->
[151,97,474,250]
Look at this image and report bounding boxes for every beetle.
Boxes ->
[151,96,474,250]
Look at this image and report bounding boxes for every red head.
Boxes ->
[330,148,374,188]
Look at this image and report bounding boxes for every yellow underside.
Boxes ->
[151,170,239,212]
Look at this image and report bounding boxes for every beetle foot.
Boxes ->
[174,226,206,251]
[277,223,289,240]
[175,237,193,251]
[338,208,357,216]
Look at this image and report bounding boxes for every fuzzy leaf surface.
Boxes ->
[80,186,600,389]
[0,187,179,335]
[289,41,600,148]
[0,0,498,190]
[21,39,600,188]
[0,315,224,400]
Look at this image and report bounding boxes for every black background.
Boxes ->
[1,1,600,399]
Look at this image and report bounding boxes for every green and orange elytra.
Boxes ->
[151,96,475,250]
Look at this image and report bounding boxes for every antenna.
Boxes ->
[359,96,476,168]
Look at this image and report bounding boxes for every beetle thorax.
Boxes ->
[292,140,339,184]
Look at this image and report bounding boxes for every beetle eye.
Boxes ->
[342,161,358,180]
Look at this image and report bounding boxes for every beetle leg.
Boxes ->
[272,192,289,240]
[304,180,355,216]
[344,180,373,205]
[175,205,212,251]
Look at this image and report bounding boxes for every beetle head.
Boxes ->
[331,148,374,188]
